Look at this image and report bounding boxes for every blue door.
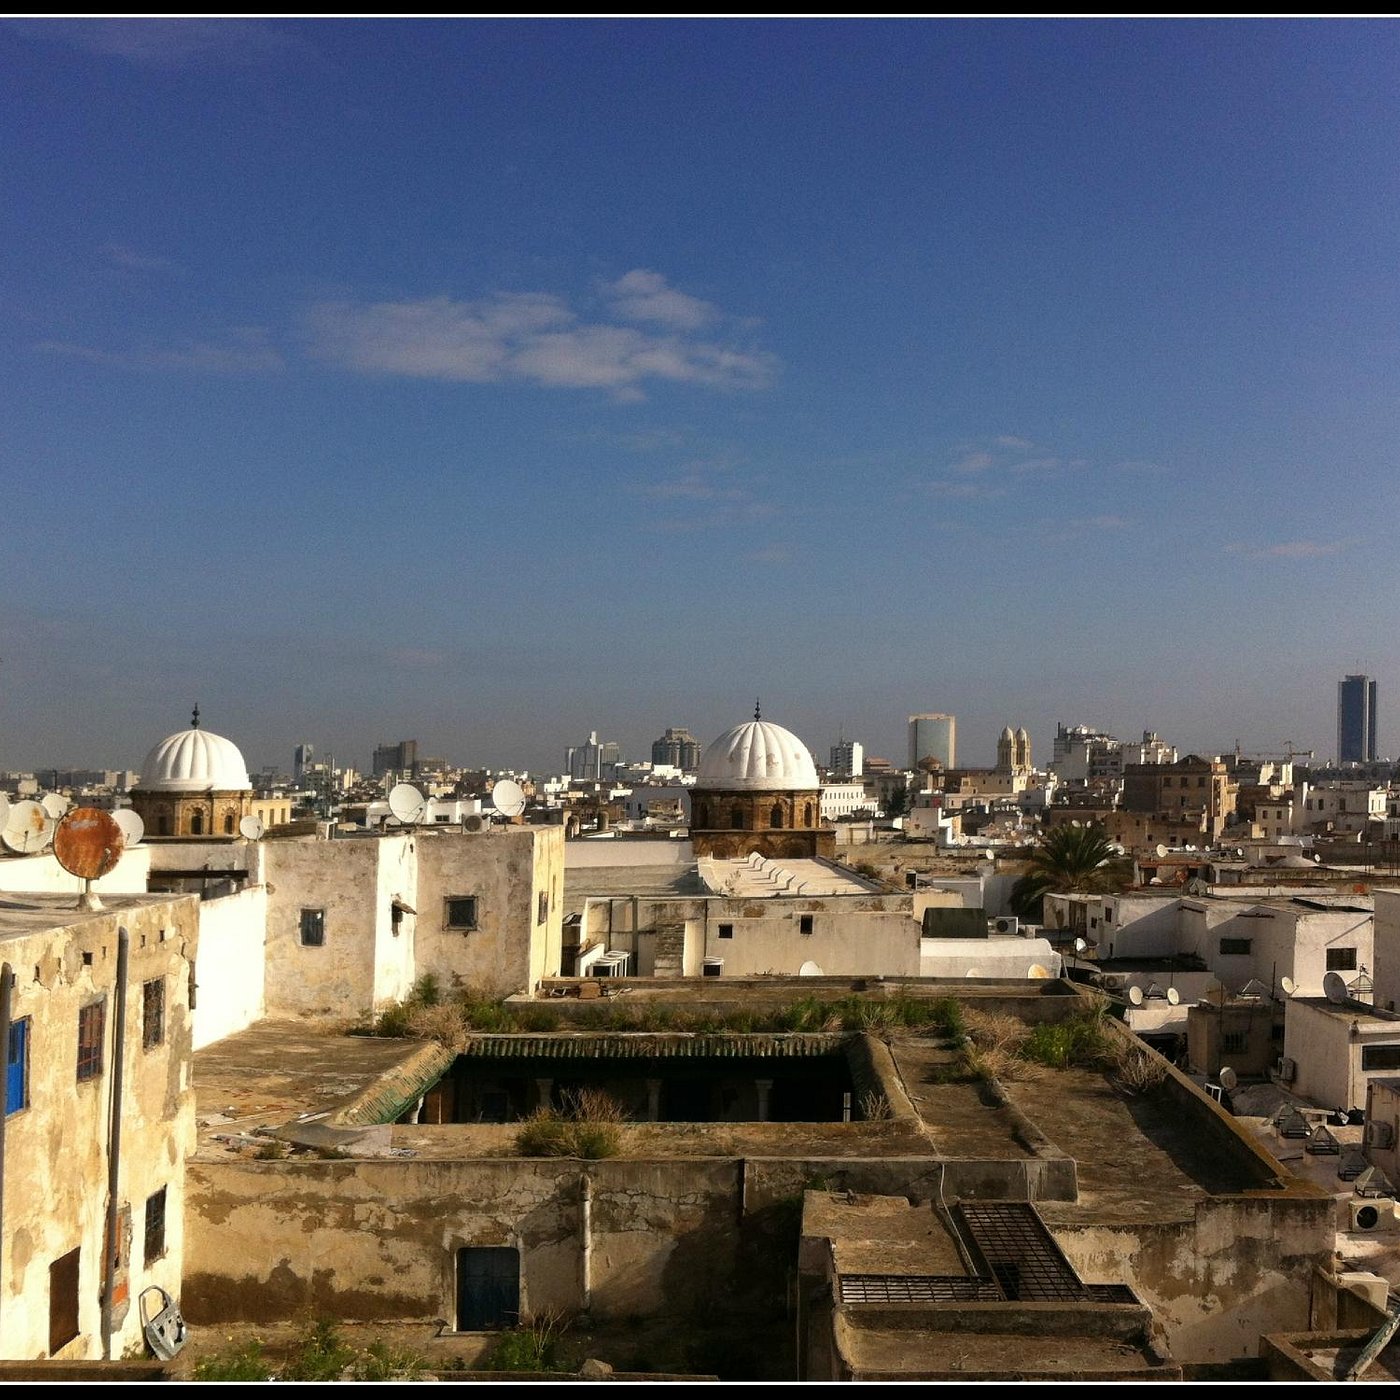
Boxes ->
[456,1247,519,1331]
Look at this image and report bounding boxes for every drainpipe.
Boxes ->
[0,960,11,1352]
[102,927,129,1360]
[579,1172,592,1311]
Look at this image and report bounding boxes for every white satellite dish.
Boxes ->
[1219,1065,1238,1091]
[2,800,55,854]
[40,792,70,820]
[1071,819,1082,828]
[491,779,526,819]
[1074,937,1088,953]
[1280,976,1296,997]
[1155,844,1168,858]
[111,808,145,847]
[964,967,981,978]
[239,814,265,842]
[1323,971,1349,1004]
[388,782,427,825]
[1027,963,1052,979]
[1128,985,1145,1006]
[798,960,823,977]
[1166,987,1181,1006]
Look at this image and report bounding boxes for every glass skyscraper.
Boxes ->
[1337,674,1378,764]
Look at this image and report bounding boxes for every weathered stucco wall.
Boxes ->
[1053,1195,1336,1364]
[2,897,197,1361]
[183,1156,747,1325]
[192,885,267,1050]
[0,847,151,897]
[414,829,563,998]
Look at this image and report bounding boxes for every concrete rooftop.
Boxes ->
[0,890,186,941]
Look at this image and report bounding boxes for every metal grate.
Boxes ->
[955,1203,1087,1302]
[840,1275,1003,1304]
[1085,1283,1140,1304]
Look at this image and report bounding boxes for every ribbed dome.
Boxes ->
[139,726,251,792]
[695,720,819,791]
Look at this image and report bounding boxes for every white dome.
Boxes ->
[696,719,819,791]
[139,726,251,792]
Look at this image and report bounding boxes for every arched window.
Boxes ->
[731,805,745,830]
[158,812,170,836]
[804,803,814,828]
[224,813,235,834]
[696,801,708,828]
[770,803,783,828]
[190,810,204,835]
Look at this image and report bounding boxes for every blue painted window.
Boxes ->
[7,1017,28,1115]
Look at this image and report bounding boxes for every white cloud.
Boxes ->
[1067,514,1133,529]
[306,277,774,398]
[927,479,1002,500]
[13,18,304,67]
[949,451,996,475]
[1229,539,1349,560]
[102,243,185,276]
[36,326,282,374]
[995,434,1033,450]
[604,269,716,331]
[1010,456,1061,476]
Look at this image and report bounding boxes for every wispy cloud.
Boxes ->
[101,243,186,276]
[1010,456,1061,476]
[604,269,716,331]
[949,451,996,475]
[1066,514,1133,530]
[995,434,1034,450]
[1228,539,1350,560]
[639,460,777,529]
[305,272,775,399]
[926,480,1003,500]
[36,326,282,374]
[12,18,305,67]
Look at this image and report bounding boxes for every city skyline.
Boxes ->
[4,20,1399,772]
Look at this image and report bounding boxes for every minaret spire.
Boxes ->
[754,697,761,721]
[191,703,201,729]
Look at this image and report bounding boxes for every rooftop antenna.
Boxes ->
[52,806,124,910]
[191,703,200,729]
[387,782,427,826]
[491,779,526,820]
[754,697,761,721]
[111,809,145,848]
[1,799,54,855]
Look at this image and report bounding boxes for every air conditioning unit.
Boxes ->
[1099,974,1126,992]
[1351,1199,1400,1233]
[1277,1057,1297,1084]
[1366,1121,1395,1150]
[993,916,1019,936]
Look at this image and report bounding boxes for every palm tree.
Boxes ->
[1009,822,1133,919]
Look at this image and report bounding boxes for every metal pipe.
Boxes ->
[0,960,12,1353]
[579,1172,592,1311]
[102,927,129,1360]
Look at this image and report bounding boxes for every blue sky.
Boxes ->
[3,18,1399,775]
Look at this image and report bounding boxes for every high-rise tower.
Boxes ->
[1338,674,1378,764]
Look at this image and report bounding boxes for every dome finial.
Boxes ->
[191,703,201,730]
[754,696,761,721]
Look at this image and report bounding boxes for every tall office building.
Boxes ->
[293,743,313,781]
[372,739,418,778]
[567,731,622,782]
[908,713,956,770]
[1338,674,1378,764]
[651,727,702,772]
[829,738,864,779]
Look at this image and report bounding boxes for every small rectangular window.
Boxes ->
[717,923,734,940]
[1223,1031,1247,1054]
[799,915,814,935]
[1219,938,1252,956]
[144,1187,167,1264]
[142,978,165,1050]
[537,891,548,926]
[77,1000,105,1082]
[1327,948,1358,972]
[299,909,325,947]
[1362,1044,1400,1072]
[445,897,478,931]
[49,1247,80,1355]
[6,1017,28,1115]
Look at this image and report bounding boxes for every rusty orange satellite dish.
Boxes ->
[53,807,125,881]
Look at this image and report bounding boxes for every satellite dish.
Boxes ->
[1219,1066,1238,1091]
[111,809,145,847]
[1155,844,1168,858]
[1027,963,1052,979]
[1128,985,1145,1006]
[388,782,427,825]
[1324,971,1349,1004]
[965,968,982,978]
[239,815,265,842]
[491,779,526,819]
[1071,819,1082,828]
[798,960,823,977]
[53,807,123,880]
[1280,976,1296,997]
[1074,937,1088,953]
[1,800,55,854]
[1166,987,1181,1006]
[40,792,70,820]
